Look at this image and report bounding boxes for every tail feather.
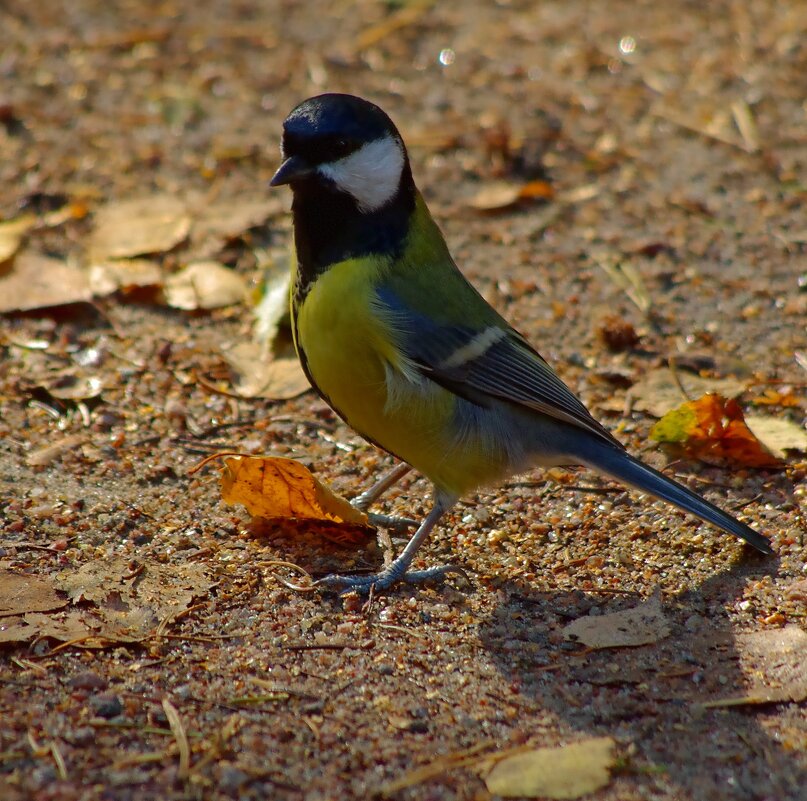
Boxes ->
[578,443,773,554]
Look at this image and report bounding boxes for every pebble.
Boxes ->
[89,692,123,718]
[68,671,107,690]
[684,614,702,632]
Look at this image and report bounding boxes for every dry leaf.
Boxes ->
[219,454,372,543]
[54,558,214,640]
[253,259,291,345]
[0,214,36,264]
[89,194,191,259]
[26,434,86,467]
[467,180,554,212]
[0,252,92,312]
[697,626,807,708]
[88,258,163,295]
[189,196,283,257]
[221,341,309,400]
[164,261,247,310]
[482,737,617,799]
[0,571,67,618]
[220,260,310,399]
[0,610,102,645]
[629,368,746,418]
[745,415,807,460]
[650,394,783,468]
[563,593,670,649]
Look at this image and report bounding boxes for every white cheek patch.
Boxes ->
[319,135,405,212]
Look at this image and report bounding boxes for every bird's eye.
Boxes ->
[334,138,352,156]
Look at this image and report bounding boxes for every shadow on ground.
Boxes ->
[478,558,804,800]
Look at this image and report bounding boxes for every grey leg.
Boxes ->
[352,462,412,510]
[352,463,417,532]
[317,490,466,594]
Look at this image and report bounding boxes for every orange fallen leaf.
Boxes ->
[467,179,554,213]
[199,453,373,545]
[650,393,783,468]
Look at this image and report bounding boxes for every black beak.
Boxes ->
[270,155,314,187]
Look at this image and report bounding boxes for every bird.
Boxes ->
[269,92,773,593]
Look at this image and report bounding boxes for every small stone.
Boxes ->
[68,671,107,691]
[219,764,251,794]
[684,614,702,632]
[89,692,123,718]
[65,726,96,747]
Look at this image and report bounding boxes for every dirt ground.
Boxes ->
[1,1,806,799]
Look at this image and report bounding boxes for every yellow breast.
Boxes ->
[295,258,479,493]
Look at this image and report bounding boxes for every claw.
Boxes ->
[366,512,418,532]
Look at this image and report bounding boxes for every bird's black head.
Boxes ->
[271,94,418,286]
[271,93,412,214]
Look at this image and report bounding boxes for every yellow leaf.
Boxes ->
[215,455,372,543]
[483,737,617,799]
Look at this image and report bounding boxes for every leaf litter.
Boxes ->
[163,261,248,310]
[2,2,806,799]
[88,195,192,260]
[0,559,214,646]
[481,737,618,799]
[219,256,310,399]
[696,626,807,709]
[562,593,671,649]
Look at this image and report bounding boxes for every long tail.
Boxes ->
[577,441,773,554]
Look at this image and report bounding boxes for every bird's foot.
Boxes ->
[366,511,418,533]
[315,563,468,595]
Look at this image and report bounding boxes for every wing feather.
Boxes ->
[374,285,622,448]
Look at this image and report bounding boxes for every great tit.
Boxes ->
[270,93,773,593]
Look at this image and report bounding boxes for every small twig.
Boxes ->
[182,416,260,439]
[195,372,255,401]
[162,698,191,780]
[354,0,435,51]
[122,562,145,581]
[248,678,320,701]
[112,750,174,770]
[10,656,48,674]
[264,560,317,592]
[375,623,429,641]
[730,99,760,153]
[0,541,65,553]
[49,741,67,780]
[285,640,373,652]
[667,358,694,402]
[377,740,496,797]
[733,493,763,511]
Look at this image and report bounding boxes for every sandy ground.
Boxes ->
[1,1,805,799]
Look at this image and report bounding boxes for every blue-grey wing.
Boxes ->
[374,285,623,447]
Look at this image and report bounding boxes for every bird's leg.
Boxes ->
[352,463,417,532]
[352,462,412,510]
[317,492,466,594]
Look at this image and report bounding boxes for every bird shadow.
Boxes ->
[476,554,806,800]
